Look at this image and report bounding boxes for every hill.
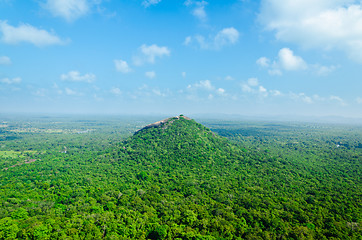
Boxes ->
[0,116,360,239]
[107,116,361,239]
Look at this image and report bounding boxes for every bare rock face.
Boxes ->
[135,115,191,134]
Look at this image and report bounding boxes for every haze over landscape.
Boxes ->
[1,0,362,119]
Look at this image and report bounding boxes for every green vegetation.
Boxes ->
[0,115,361,239]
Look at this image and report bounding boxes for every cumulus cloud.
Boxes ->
[133,44,170,65]
[114,59,132,73]
[289,92,348,105]
[61,71,96,83]
[278,48,307,71]
[145,71,156,79]
[214,28,240,48]
[241,78,260,93]
[256,57,270,67]
[241,77,283,99]
[142,0,161,7]
[0,77,21,84]
[185,0,208,22]
[65,87,77,95]
[133,84,170,98]
[216,88,226,95]
[186,79,227,100]
[110,87,122,95]
[0,56,11,65]
[290,92,313,104]
[43,0,89,22]
[241,76,347,106]
[257,48,308,75]
[259,0,362,62]
[258,48,337,76]
[0,20,67,46]
[188,79,214,91]
[185,27,239,50]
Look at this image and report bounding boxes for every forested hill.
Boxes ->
[0,116,360,239]
[119,115,247,170]
[106,116,361,239]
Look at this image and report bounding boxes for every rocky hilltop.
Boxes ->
[135,115,191,134]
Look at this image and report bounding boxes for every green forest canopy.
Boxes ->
[0,115,361,239]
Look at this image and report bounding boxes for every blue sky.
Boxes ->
[1,0,362,118]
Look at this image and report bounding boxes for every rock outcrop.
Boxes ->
[135,115,191,134]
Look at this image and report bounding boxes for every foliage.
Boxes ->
[0,115,361,239]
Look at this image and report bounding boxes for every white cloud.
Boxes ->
[216,88,226,95]
[184,36,192,45]
[133,44,170,65]
[214,28,239,47]
[258,48,307,75]
[93,94,103,102]
[191,79,214,91]
[256,57,270,67]
[241,77,282,99]
[43,0,89,22]
[33,88,48,97]
[114,59,132,73]
[330,95,346,106]
[268,69,282,76]
[0,77,21,84]
[270,90,282,96]
[241,83,253,93]
[185,1,208,22]
[314,64,339,76]
[0,20,67,46]
[356,97,362,104]
[182,72,186,78]
[65,87,77,95]
[145,71,156,79]
[241,78,259,93]
[288,92,348,105]
[278,48,307,71]
[187,80,229,101]
[61,71,96,83]
[110,87,122,95]
[52,83,63,94]
[259,48,337,76]
[192,4,207,21]
[152,88,165,96]
[290,92,313,104]
[186,79,227,100]
[247,78,259,86]
[133,84,170,98]
[258,86,268,97]
[186,27,239,50]
[142,0,161,7]
[0,56,11,65]
[259,0,362,62]
[225,75,234,81]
